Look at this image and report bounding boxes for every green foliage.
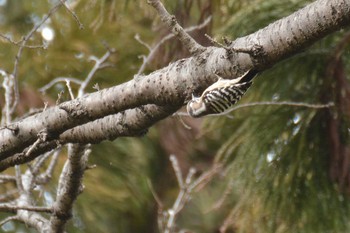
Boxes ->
[74,134,164,233]
[197,1,350,231]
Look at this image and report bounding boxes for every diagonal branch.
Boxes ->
[136,16,211,75]
[0,0,349,166]
[231,0,350,68]
[0,104,177,171]
[10,0,68,115]
[147,0,205,55]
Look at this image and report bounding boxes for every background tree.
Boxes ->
[0,0,349,232]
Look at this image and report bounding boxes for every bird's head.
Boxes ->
[186,96,207,118]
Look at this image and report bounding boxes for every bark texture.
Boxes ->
[0,0,349,167]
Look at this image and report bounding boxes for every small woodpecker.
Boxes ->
[187,69,258,117]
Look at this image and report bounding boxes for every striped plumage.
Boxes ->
[187,69,258,117]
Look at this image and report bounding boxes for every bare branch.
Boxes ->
[49,144,90,232]
[0,216,21,227]
[14,165,23,194]
[56,90,65,105]
[0,33,44,48]
[16,208,49,232]
[163,155,198,233]
[135,34,152,51]
[205,33,229,49]
[0,204,53,213]
[170,155,184,189]
[2,72,14,124]
[156,159,222,232]
[25,130,50,165]
[1,0,349,168]
[25,138,42,158]
[65,79,75,100]
[59,0,84,29]
[0,174,16,183]
[10,0,68,114]
[225,101,334,113]
[0,105,176,171]
[136,16,211,75]
[147,179,164,212]
[31,152,55,176]
[173,113,192,130]
[176,101,335,117]
[189,164,222,191]
[165,156,187,232]
[147,0,205,55]
[77,50,114,97]
[36,150,61,184]
[0,98,335,171]
[205,179,234,213]
[39,77,83,93]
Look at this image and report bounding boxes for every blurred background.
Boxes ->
[1,0,350,232]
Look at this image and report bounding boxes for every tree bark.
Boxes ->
[0,0,349,167]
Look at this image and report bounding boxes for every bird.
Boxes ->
[186,69,258,117]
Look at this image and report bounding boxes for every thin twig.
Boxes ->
[14,165,23,194]
[177,101,335,117]
[185,168,196,185]
[147,179,163,208]
[59,0,84,29]
[136,15,211,75]
[219,208,235,233]
[0,174,16,183]
[56,90,65,105]
[174,113,192,130]
[0,33,44,49]
[205,179,234,213]
[25,150,58,193]
[225,101,334,113]
[170,155,184,189]
[205,33,229,49]
[0,204,53,213]
[10,0,68,114]
[147,0,205,55]
[135,34,152,51]
[153,182,168,233]
[164,156,197,233]
[25,138,42,157]
[2,72,14,124]
[39,77,83,93]
[0,216,21,227]
[189,163,222,191]
[90,1,105,32]
[36,150,61,184]
[65,79,75,100]
[31,152,53,175]
[77,50,114,97]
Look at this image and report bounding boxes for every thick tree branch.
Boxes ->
[0,0,349,166]
[0,47,221,160]
[231,0,350,68]
[0,105,177,171]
